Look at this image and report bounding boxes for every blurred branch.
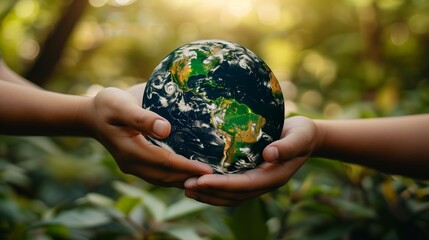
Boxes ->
[0,0,19,23]
[25,0,89,86]
[358,3,383,63]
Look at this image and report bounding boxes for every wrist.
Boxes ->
[42,93,94,137]
[74,95,97,138]
[312,119,327,157]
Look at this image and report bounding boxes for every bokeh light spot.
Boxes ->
[110,0,137,7]
[89,0,108,8]
[409,14,429,34]
[300,90,323,109]
[390,22,409,46]
[257,1,281,25]
[323,102,343,119]
[15,0,38,19]
[18,38,39,60]
[303,52,337,87]
[228,0,253,18]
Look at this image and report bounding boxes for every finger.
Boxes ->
[123,106,171,139]
[192,158,305,193]
[186,186,270,202]
[129,165,197,188]
[210,162,287,191]
[264,130,311,163]
[116,149,211,188]
[184,177,199,189]
[101,88,171,139]
[185,189,244,206]
[263,146,279,163]
[121,136,213,175]
[183,161,303,203]
[185,177,266,201]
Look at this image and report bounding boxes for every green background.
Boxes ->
[1,0,429,239]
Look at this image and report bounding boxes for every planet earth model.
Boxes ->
[143,40,284,174]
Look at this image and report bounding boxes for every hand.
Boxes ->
[83,86,212,188]
[184,116,319,206]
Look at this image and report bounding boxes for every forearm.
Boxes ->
[314,115,429,179]
[0,81,91,136]
[0,60,40,88]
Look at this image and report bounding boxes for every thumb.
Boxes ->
[150,117,171,139]
[101,88,171,139]
[125,106,171,139]
[263,131,309,163]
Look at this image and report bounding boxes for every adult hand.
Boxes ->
[184,116,319,206]
[83,86,212,188]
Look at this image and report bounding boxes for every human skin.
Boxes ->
[0,61,212,188]
[184,114,429,206]
[4,59,427,205]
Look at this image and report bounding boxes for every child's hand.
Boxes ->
[84,87,212,188]
[184,116,319,205]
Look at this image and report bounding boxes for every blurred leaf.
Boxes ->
[113,181,166,222]
[115,195,141,216]
[166,227,203,240]
[38,208,111,228]
[229,199,269,240]
[408,200,429,214]
[328,198,376,218]
[164,198,209,221]
[77,193,114,207]
[0,161,30,187]
[20,137,62,155]
[34,224,71,239]
[415,187,429,199]
[128,204,145,227]
[381,178,398,206]
[0,197,24,221]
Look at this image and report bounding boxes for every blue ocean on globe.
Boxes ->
[143,40,284,174]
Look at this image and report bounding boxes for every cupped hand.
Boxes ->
[184,116,319,206]
[84,86,212,188]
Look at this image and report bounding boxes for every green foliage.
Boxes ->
[228,199,269,240]
[1,0,429,239]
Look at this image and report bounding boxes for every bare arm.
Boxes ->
[0,61,212,187]
[0,80,89,135]
[184,115,429,206]
[314,115,429,179]
[0,60,40,88]
[0,57,86,135]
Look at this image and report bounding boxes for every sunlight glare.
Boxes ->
[111,0,137,7]
[89,0,108,8]
[228,0,253,18]
[15,0,38,19]
[257,1,281,25]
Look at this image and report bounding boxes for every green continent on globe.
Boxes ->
[169,46,268,172]
[170,47,222,91]
[143,40,285,174]
[211,97,266,171]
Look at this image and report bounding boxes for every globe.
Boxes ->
[143,40,284,174]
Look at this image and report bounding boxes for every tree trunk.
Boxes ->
[25,0,88,86]
[357,3,383,63]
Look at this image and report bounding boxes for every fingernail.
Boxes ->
[184,178,197,189]
[194,162,214,174]
[153,120,169,138]
[265,146,279,162]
